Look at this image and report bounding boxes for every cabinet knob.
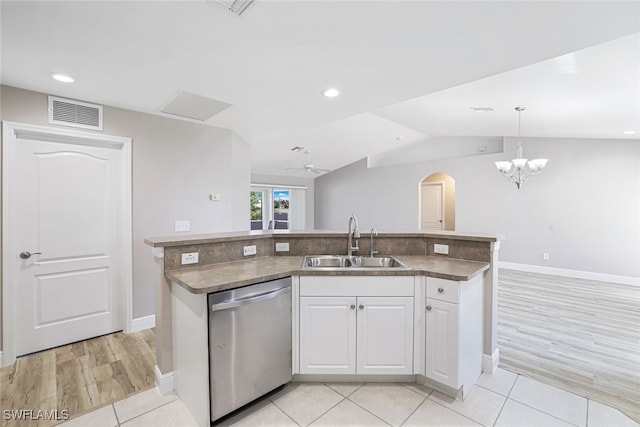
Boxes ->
[426,305,432,311]
[350,304,356,310]
[359,304,364,310]
[437,287,444,293]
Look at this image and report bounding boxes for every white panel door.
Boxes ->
[425,298,459,387]
[421,183,444,230]
[13,135,125,356]
[356,297,414,374]
[299,296,356,374]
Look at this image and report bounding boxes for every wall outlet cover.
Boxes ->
[434,244,449,255]
[275,242,290,252]
[243,245,257,256]
[175,220,190,232]
[181,252,199,265]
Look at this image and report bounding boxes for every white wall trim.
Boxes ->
[482,349,499,374]
[154,365,175,395]
[0,351,3,368]
[499,262,639,287]
[129,315,156,333]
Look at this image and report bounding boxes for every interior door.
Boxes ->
[9,127,127,356]
[421,182,444,230]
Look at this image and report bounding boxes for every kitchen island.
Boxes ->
[145,230,501,427]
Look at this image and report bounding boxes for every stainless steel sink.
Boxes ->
[350,256,406,268]
[303,255,353,268]
[302,255,408,270]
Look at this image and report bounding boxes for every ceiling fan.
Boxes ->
[285,150,331,175]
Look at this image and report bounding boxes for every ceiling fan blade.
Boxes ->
[309,169,327,174]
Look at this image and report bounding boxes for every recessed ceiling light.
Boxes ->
[51,73,74,83]
[291,146,305,152]
[622,130,636,135]
[322,88,340,98]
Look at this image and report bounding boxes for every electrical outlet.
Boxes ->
[434,244,449,255]
[543,252,550,260]
[209,193,221,201]
[275,242,290,252]
[243,245,257,256]
[181,252,199,265]
[175,220,190,232]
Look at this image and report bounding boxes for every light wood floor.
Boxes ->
[498,269,640,423]
[0,329,156,427]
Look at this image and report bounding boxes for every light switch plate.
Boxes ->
[181,252,199,265]
[175,220,190,232]
[275,242,290,252]
[434,244,449,255]
[243,245,257,256]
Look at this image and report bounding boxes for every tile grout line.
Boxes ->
[114,397,178,426]
[424,396,486,426]
[398,394,428,426]
[343,395,393,426]
[487,371,519,427]
[344,382,428,426]
[112,403,121,427]
[506,395,583,427]
[268,399,303,426]
[490,390,509,427]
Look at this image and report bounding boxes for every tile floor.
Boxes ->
[57,368,639,427]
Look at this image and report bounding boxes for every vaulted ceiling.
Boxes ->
[2,1,639,177]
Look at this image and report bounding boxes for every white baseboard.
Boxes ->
[154,365,175,395]
[483,349,499,374]
[499,262,639,287]
[129,314,156,333]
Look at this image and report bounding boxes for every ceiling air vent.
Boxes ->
[48,96,103,131]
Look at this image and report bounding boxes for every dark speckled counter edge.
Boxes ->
[166,255,490,294]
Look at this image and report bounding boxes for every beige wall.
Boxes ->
[423,172,456,231]
[0,85,250,352]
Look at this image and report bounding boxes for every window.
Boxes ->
[250,185,306,230]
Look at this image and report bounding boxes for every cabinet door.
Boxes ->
[299,296,357,374]
[356,297,414,374]
[425,298,459,387]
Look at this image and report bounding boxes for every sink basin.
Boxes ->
[350,256,406,268]
[304,255,352,268]
[302,255,408,270]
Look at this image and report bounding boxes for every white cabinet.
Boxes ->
[299,296,356,374]
[356,296,414,374]
[298,276,414,375]
[425,276,483,398]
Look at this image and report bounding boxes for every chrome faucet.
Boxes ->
[347,214,360,257]
[370,227,378,257]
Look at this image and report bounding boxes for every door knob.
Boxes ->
[358,304,364,310]
[437,287,444,293]
[426,305,432,311]
[350,304,356,310]
[20,251,42,259]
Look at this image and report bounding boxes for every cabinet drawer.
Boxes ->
[426,277,459,303]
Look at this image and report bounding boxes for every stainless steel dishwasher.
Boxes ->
[208,277,292,422]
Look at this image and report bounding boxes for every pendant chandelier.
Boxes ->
[495,107,548,189]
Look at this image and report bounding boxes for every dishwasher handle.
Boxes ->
[211,286,291,312]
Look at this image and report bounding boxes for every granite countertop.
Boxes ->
[166,255,490,294]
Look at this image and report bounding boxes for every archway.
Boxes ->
[419,172,455,231]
